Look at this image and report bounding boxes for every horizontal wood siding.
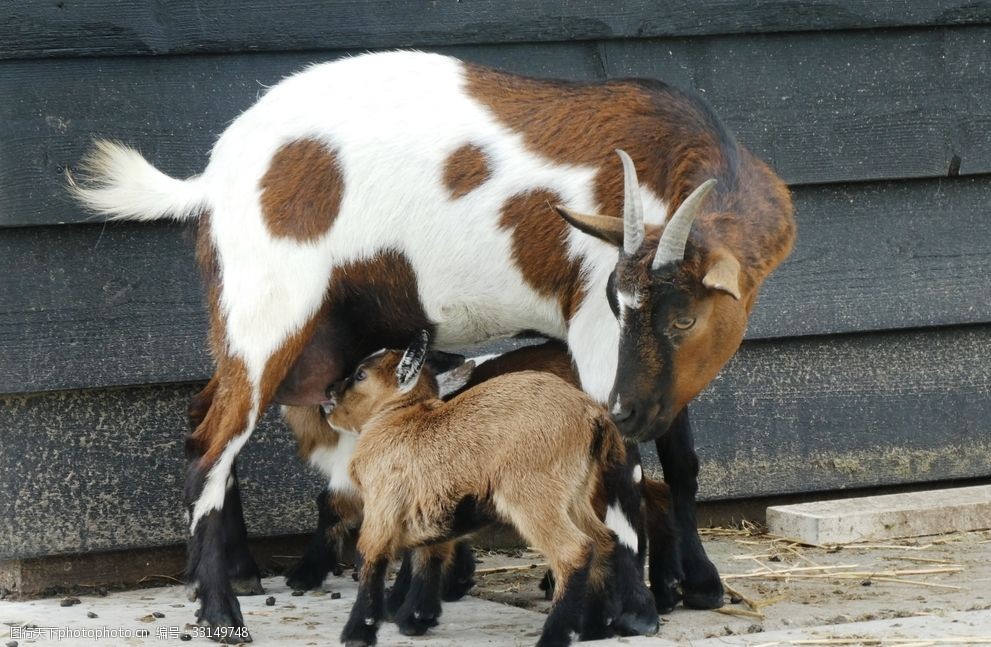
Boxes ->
[3,325,988,560]
[4,1,991,60]
[4,26,990,227]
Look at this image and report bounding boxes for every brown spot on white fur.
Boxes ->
[443,143,491,199]
[499,190,585,320]
[260,138,344,242]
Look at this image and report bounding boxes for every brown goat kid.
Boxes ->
[326,333,659,646]
[282,341,682,628]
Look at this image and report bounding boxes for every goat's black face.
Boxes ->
[608,250,747,441]
[608,261,688,440]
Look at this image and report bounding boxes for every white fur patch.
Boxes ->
[632,464,643,484]
[605,503,639,553]
[307,433,358,494]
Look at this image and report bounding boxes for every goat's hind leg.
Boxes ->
[186,374,264,598]
[185,361,259,642]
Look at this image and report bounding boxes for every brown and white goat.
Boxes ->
[325,333,658,646]
[70,50,793,634]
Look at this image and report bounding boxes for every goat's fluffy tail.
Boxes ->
[68,140,207,222]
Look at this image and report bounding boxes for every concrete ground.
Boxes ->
[2,528,990,646]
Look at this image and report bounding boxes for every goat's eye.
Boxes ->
[354,369,367,382]
[672,316,696,330]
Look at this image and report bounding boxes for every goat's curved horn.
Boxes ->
[652,179,717,269]
[397,329,430,392]
[616,149,645,255]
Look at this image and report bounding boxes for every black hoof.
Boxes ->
[341,616,379,647]
[651,578,681,614]
[197,588,252,643]
[614,581,660,636]
[613,609,659,637]
[682,580,725,609]
[681,554,724,609]
[441,543,476,601]
[393,594,442,636]
[284,560,330,592]
[535,633,571,647]
[229,575,264,597]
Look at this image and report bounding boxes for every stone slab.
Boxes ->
[766,484,991,545]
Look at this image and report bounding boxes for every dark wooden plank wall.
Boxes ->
[1,2,989,560]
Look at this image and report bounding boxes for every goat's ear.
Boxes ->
[702,249,742,300]
[554,206,624,248]
[397,329,430,392]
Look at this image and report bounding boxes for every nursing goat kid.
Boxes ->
[325,332,658,646]
[283,341,682,628]
[70,50,795,637]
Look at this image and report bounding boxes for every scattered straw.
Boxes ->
[475,563,547,576]
[714,606,764,620]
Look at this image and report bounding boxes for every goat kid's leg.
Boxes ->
[388,544,473,614]
[441,540,476,601]
[285,487,344,591]
[601,444,659,636]
[341,554,389,647]
[654,407,723,609]
[538,541,593,647]
[644,476,682,613]
[392,544,448,636]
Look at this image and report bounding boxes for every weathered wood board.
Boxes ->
[3,25,990,226]
[3,175,989,395]
[4,1,990,60]
[3,324,988,560]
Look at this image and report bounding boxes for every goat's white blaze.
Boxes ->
[308,432,359,494]
[605,502,639,552]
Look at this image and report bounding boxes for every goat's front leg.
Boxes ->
[653,407,723,609]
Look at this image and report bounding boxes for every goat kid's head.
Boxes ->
[322,330,439,433]
[557,150,747,441]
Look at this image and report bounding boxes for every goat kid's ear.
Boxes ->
[702,250,742,300]
[554,206,625,248]
[397,329,430,392]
